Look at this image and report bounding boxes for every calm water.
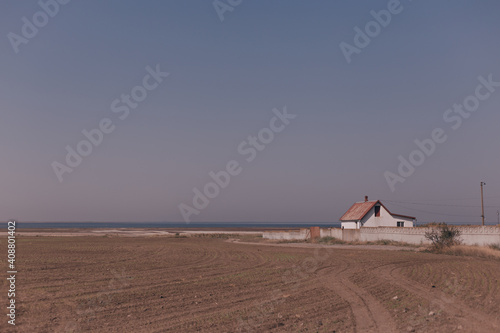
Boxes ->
[8,222,490,229]
[11,222,342,229]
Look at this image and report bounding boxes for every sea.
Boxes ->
[8,221,491,229]
[11,222,342,229]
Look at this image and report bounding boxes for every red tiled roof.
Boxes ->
[340,201,378,221]
[340,200,416,221]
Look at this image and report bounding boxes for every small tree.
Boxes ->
[425,225,461,249]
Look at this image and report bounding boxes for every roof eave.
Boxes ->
[391,214,416,220]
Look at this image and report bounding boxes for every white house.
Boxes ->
[340,196,415,229]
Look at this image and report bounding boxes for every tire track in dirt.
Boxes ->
[316,259,398,333]
[233,241,402,332]
[16,236,500,332]
[375,263,500,332]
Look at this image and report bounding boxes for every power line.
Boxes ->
[381,199,497,208]
[385,201,479,218]
[386,196,500,202]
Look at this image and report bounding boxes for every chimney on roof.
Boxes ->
[365,196,368,202]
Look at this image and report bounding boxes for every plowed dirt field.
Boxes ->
[1,235,499,332]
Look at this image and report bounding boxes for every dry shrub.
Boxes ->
[417,222,447,228]
[317,236,345,245]
[277,239,307,243]
[314,237,415,247]
[365,239,416,247]
[440,245,500,260]
[424,225,461,250]
[489,243,500,251]
[192,233,240,239]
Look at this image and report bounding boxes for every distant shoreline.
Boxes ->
[4,221,495,229]
[0,228,274,238]
[5,222,342,229]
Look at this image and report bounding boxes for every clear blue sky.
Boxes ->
[1,0,499,223]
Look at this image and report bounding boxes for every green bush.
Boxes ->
[424,225,461,249]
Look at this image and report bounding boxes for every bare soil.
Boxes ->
[1,234,499,332]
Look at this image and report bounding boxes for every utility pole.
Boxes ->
[497,210,499,225]
[480,182,486,226]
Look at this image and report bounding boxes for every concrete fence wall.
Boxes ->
[263,226,500,246]
[320,228,342,239]
[359,227,429,244]
[262,229,309,240]
[459,227,500,246]
[359,226,500,246]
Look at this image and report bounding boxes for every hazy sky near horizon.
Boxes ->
[1,0,499,223]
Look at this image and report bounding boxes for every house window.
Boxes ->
[397,221,404,227]
[375,206,380,217]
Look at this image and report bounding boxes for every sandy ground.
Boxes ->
[1,233,499,332]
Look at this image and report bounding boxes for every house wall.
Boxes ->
[361,205,414,228]
[341,221,358,229]
[393,216,414,227]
